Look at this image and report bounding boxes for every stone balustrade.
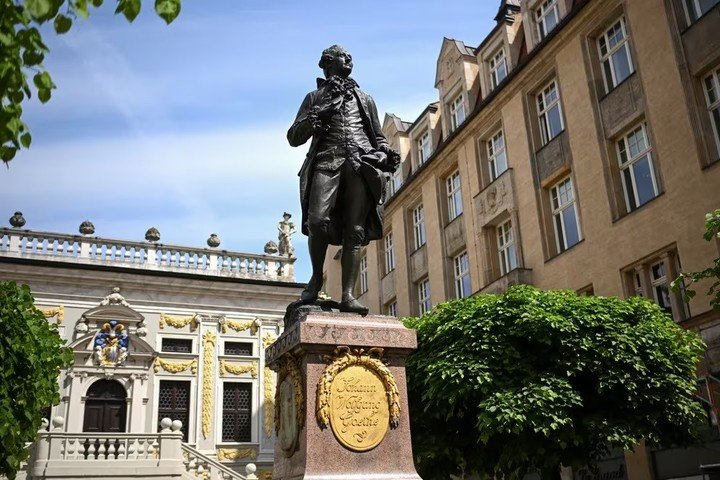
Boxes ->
[0,228,295,282]
[28,417,258,480]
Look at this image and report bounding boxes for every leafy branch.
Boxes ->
[672,209,720,310]
[0,0,182,164]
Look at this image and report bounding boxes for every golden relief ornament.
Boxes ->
[274,353,304,457]
[39,305,64,324]
[159,313,199,331]
[154,357,197,375]
[201,331,217,439]
[264,367,275,437]
[262,332,276,349]
[220,317,261,335]
[316,346,400,452]
[216,447,257,461]
[219,360,258,378]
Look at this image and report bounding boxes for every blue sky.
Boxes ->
[0,0,497,283]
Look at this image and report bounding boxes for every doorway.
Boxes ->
[83,379,127,432]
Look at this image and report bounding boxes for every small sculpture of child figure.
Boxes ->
[278,212,296,257]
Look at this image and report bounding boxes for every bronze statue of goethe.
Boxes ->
[287,45,400,314]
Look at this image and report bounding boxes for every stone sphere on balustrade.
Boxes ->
[159,417,172,430]
[171,419,183,431]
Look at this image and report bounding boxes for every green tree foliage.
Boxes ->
[404,286,705,479]
[0,281,72,479]
[673,209,720,310]
[0,0,182,164]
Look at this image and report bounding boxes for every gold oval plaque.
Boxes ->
[329,364,390,451]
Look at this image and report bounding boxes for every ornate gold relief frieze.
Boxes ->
[159,313,199,331]
[275,353,304,457]
[40,305,64,323]
[216,447,258,461]
[201,331,217,439]
[262,332,276,348]
[219,360,258,378]
[316,346,400,452]
[220,317,261,335]
[153,357,197,375]
[263,367,275,437]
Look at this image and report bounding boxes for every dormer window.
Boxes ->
[450,94,466,131]
[418,131,432,165]
[536,0,560,41]
[489,49,508,90]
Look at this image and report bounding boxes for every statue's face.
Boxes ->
[325,50,353,78]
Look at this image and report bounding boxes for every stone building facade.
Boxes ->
[323,0,720,478]
[0,220,302,479]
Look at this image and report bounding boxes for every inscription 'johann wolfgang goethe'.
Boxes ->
[329,365,389,451]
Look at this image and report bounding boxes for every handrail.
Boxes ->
[182,443,257,480]
[0,227,296,282]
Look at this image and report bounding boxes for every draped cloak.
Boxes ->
[287,78,390,246]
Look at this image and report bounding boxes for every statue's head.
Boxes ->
[319,45,353,79]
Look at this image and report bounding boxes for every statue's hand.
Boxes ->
[306,106,323,132]
[379,145,401,172]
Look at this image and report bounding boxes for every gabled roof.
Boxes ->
[383,113,410,135]
[494,0,521,23]
[434,37,477,87]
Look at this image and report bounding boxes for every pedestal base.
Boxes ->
[266,312,422,480]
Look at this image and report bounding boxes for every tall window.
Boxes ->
[598,17,634,92]
[446,171,463,221]
[412,204,426,250]
[389,169,402,196]
[450,94,466,131]
[683,0,720,23]
[222,382,251,442]
[418,278,431,314]
[536,0,560,40]
[617,123,659,212]
[386,301,398,317]
[453,252,472,298]
[550,177,581,253]
[704,67,720,157]
[359,255,368,295]
[489,49,508,89]
[487,129,508,181]
[650,261,673,315]
[384,232,395,274]
[418,131,432,165]
[537,79,564,145]
[497,219,518,276]
[158,381,190,441]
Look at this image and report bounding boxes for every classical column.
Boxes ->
[65,372,85,432]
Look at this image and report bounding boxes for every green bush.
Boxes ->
[404,285,705,479]
[0,281,72,479]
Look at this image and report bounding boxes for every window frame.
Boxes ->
[386,301,398,317]
[704,66,720,158]
[412,204,427,250]
[453,251,472,299]
[384,232,395,275]
[446,170,463,221]
[418,278,431,315]
[536,0,560,40]
[550,176,582,253]
[450,94,466,131]
[616,122,659,212]
[418,131,432,165]
[497,219,518,276]
[487,129,508,181]
[597,17,635,93]
[489,48,508,89]
[682,0,720,24]
[359,254,368,295]
[537,79,564,145]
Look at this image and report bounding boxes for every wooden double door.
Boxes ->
[83,379,127,433]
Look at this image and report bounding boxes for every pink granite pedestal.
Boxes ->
[266,310,423,480]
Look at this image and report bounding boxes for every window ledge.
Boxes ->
[446,212,464,228]
[476,168,513,197]
[544,238,586,264]
[598,71,638,102]
[535,129,567,155]
[702,157,720,170]
[611,191,665,225]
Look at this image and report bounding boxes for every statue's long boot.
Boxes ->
[339,235,369,315]
[300,234,327,303]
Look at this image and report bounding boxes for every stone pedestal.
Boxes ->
[266,311,422,480]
